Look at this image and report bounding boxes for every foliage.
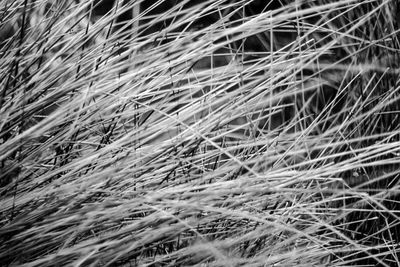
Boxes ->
[1,0,400,266]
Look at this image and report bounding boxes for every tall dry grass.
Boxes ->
[1,0,400,266]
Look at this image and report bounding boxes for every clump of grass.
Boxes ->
[1,0,400,266]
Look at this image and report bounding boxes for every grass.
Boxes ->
[1,0,400,266]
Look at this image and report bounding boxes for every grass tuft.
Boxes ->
[1,0,400,266]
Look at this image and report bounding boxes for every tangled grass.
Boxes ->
[1,0,400,266]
